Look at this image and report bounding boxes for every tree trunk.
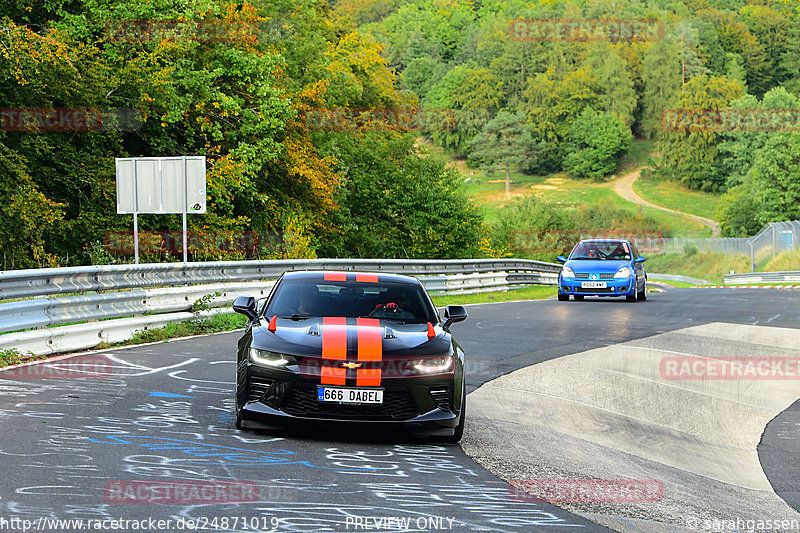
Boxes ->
[505,165,511,197]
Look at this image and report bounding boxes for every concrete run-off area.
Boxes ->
[463,322,800,533]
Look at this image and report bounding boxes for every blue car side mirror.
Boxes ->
[556,256,567,262]
[635,257,646,263]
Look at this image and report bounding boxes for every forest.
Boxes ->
[1,0,798,268]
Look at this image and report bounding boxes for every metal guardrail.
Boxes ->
[0,258,559,300]
[0,259,560,356]
[724,271,800,285]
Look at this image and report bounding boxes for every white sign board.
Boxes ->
[115,156,206,214]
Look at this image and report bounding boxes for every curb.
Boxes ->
[697,285,800,290]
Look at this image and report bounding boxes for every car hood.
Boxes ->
[563,259,632,274]
[251,317,452,358]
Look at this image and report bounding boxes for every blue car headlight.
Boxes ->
[614,267,632,278]
[561,266,575,278]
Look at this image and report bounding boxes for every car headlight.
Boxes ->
[561,266,575,278]
[614,267,632,278]
[411,356,454,374]
[249,348,297,367]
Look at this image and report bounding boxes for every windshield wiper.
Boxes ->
[276,314,312,320]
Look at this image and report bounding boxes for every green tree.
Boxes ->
[562,108,632,180]
[316,134,490,259]
[523,68,600,170]
[468,110,541,196]
[641,40,682,139]
[585,45,638,127]
[751,133,800,225]
[654,75,743,191]
[716,182,762,237]
[426,64,503,154]
[716,87,799,189]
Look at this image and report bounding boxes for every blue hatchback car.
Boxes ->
[556,239,647,302]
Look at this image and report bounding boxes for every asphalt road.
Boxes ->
[1,287,798,533]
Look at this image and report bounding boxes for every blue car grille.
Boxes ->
[574,273,616,279]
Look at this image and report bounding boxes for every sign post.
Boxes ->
[115,156,206,264]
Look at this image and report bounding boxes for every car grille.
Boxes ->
[599,273,616,279]
[280,384,419,421]
[574,273,590,279]
[429,387,451,412]
[249,377,274,402]
[575,287,616,293]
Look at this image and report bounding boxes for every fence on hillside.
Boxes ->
[617,221,799,272]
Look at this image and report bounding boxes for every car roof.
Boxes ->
[281,270,422,285]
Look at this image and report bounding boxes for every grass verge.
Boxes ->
[100,312,248,348]
[759,249,800,272]
[0,348,46,368]
[633,176,721,221]
[648,279,698,288]
[431,285,553,306]
[644,253,750,284]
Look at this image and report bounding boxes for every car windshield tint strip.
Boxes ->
[266,279,436,323]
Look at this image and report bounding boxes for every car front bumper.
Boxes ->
[238,367,462,435]
[558,277,636,296]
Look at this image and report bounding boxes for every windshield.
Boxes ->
[569,241,632,261]
[265,278,437,324]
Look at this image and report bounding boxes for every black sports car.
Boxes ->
[232,271,468,442]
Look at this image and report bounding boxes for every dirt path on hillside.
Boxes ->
[614,169,721,237]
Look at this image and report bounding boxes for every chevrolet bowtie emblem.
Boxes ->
[342,362,362,369]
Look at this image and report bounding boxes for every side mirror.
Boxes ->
[556,255,567,262]
[233,295,257,320]
[635,256,646,263]
[443,305,468,328]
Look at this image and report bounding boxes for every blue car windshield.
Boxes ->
[569,241,631,260]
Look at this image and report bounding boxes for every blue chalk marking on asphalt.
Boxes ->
[85,434,376,471]
[148,392,195,398]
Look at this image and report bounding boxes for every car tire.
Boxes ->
[573,295,584,301]
[626,279,639,302]
[235,410,244,430]
[558,294,569,301]
[443,384,466,444]
[638,280,647,301]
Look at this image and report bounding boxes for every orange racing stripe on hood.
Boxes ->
[356,317,383,386]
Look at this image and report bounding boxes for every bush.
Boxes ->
[562,108,632,179]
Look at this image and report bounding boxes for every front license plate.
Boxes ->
[581,281,607,288]
[317,387,384,404]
